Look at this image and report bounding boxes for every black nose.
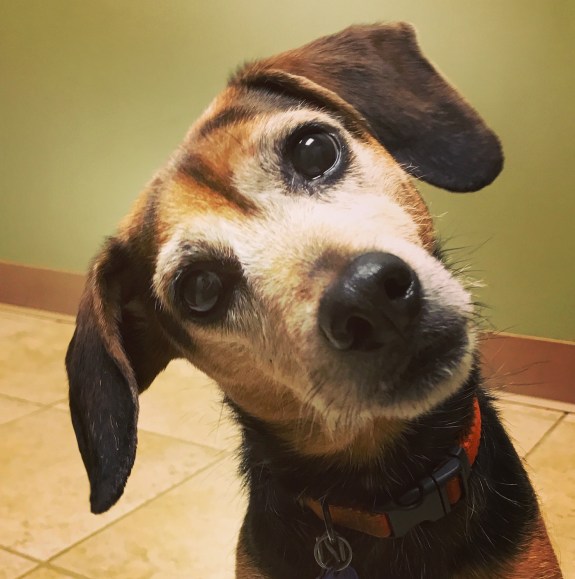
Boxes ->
[318,252,421,351]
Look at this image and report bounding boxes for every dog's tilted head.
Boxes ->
[66,23,502,514]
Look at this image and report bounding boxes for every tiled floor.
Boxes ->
[0,304,573,578]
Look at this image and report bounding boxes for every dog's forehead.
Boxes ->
[132,83,433,254]
[148,88,352,227]
[178,84,380,182]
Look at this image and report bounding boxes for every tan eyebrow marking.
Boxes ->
[177,152,259,215]
[198,106,258,139]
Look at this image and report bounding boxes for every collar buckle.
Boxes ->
[383,446,471,538]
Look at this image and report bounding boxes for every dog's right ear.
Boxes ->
[234,23,503,193]
[66,238,177,514]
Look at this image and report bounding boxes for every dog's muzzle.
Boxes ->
[317,249,471,408]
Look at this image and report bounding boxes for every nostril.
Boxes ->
[345,315,377,351]
[321,314,380,351]
[382,266,415,301]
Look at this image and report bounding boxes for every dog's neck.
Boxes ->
[228,365,480,512]
[229,365,540,578]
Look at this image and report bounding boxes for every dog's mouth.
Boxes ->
[381,321,473,405]
[311,319,472,417]
[402,325,470,385]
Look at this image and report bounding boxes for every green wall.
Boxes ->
[1,1,573,340]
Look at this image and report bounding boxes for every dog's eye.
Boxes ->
[289,132,341,180]
[174,257,242,321]
[180,270,223,314]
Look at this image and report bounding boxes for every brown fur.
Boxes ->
[507,515,562,579]
[454,516,562,579]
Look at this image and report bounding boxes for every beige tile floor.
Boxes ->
[0,303,573,578]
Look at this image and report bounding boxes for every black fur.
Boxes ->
[67,312,138,515]
[66,239,177,513]
[231,366,538,578]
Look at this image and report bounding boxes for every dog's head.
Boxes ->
[66,23,502,514]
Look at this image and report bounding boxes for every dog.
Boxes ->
[66,23,562,578]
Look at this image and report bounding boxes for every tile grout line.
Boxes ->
[0,314,75,327]
[0,392,51,407]
[0,307,75,325]
[525,412,568,460]
[0,405,55,429]
[44,451,234,569]
[137,431,240,454]
[46,563,92,579]
[497,392,575,414]
[17,563,92,579]
[47,398,69,408]
[0,544,42,564]
[496,398,564,414]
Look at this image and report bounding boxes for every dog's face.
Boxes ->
[66,23,502,514]
[152,97,470,425]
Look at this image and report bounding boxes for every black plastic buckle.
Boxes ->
[382,446,471,538]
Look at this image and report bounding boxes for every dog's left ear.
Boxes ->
[66,238,177,514]
[234,22,503,192]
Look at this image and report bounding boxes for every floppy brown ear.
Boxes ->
[66,238,177,514]
[234,22,503,192]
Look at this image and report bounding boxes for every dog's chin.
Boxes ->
[309,330,476,431]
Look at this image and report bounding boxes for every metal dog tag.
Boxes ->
[314,499,359,578]
[318,567,359,579]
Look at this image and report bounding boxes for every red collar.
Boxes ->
[305,397,482,539]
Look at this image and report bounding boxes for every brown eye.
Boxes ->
[289,132,340,180]
[181,270,223,313]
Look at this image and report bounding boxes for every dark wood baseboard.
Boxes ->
[480,333,574,405]
[1,261,573,404]
[0,261,86,317]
